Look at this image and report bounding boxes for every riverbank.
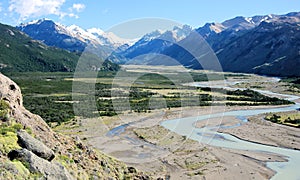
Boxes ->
[55,104,297,179]
[132,124,287,180]
[160,102,300,179]
[218,112,300,150]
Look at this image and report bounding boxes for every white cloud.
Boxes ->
[72,3,85,12]
[8,0,67,20]
[61,12,79,19]
[8,0,86,21]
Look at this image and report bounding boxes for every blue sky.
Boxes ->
[1,0,299,31]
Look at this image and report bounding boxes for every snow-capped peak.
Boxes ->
[66,25,98,42]
[245,17,254,24]
[18,18,137,49]
[171,25,192,41]
[19,18,52,27]
[87,28,105,36]
[142,29,165,41]
[139,25,192,43]
[67,24,85,32]
[87,28,137,47]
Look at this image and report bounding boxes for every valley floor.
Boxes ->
[53,66,300,179]
[56,104,299,179]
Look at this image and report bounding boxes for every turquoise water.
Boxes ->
[161,101,300,180]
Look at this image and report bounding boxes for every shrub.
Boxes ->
[0,100,10,120]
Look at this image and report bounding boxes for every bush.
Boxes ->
[0,100,10,121]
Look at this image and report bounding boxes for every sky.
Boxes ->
[0,0,299,34]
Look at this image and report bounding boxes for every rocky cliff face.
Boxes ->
[0,73,150,179]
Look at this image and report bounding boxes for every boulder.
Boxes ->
[17,130,55,161]
[0,73,22,109]
[8,149,74,180]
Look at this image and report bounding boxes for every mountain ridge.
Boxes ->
[14,12,300,77]
[136,11,300,77]
[108,25,193,64]
[0,22,120,72]
[17,19,134,53]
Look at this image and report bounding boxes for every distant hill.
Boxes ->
[0,23,119,72]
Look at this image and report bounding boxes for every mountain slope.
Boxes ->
[0,23,79,72]
[217,16,300,76]
[0,22,119,72]
[19,20,85,52]
[110,25,192,64]
[17,19,132,53]
[160,12,300,77]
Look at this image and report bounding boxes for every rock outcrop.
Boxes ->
[8,149,73,180]
[17,130,55,161]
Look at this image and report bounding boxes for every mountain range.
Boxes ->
[172,12,300,76]
[108,25,193,64]
[17,19,134,53]
[2,12,300,76]
[0,23,119,72]
[214,13,300,76]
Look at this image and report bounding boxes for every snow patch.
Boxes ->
[245,17,254,24]
[19,18,52,27]
[20,18,137,49]
[7,29,15,36]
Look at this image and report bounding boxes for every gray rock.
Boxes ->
[17,130,55,161]
[8,149,74,180]
[0,73,23,108]
[0,161,19,175]
[127,166,137,173]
